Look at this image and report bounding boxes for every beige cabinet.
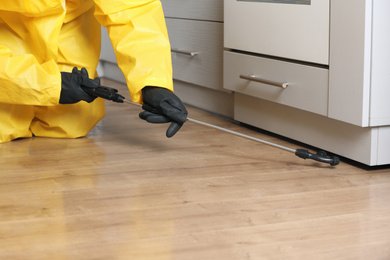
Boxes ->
[224,0,390,166]
[99,0,390,165]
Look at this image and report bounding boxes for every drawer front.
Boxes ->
[224,0,329,65]
[160,0,223,22]
[224,51,328,115]
[166,18,223,91]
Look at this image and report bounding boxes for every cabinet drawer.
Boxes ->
[224,51,328,115]
[224,0,329,65]
[160,0,223,22]
[166,18,223,91]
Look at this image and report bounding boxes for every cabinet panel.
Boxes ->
[224,51,328,115]
[166,18,223,91]
[370,0,390,126]
[377,127,390,165]
[328,0,372,127]
[224,0,329,64]
[160,0,223,22]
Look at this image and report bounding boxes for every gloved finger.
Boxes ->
[78,86,96,103]
[72,67,79,74]
[100,86,118,93]
[76,67,99,89]
[166,121,183,138]
[142,103,161,115]
[160,100,188,124]
[83,95,96,103]
[75,89,96,103]
[81,76,99,89]
[139,111,171,123]
[70,67,83,85]
[80,67,89,78]
[93,77,101,86]
[139,111,152,120]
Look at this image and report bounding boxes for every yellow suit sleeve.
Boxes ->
[0,46,61,106]
[0,3,64,106]
[93,0,174,104]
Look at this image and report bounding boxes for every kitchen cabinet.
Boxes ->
[99,0,390,165]
[224,0,390,166]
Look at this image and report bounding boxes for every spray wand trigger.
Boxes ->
[82,85,126,103]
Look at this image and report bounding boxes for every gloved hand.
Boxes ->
[140,86,188,138]
[59,67,100,104]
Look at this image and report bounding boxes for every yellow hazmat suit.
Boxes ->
[0,0,173,143]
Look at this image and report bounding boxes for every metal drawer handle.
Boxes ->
[240,74,288,89]
[171,49,199,57]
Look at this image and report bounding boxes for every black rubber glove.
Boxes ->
[139,86,188,138]
[59,67,100,104]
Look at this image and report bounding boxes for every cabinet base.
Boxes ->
[234,93,390,166]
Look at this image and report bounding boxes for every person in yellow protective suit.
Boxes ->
[0,0,187,144]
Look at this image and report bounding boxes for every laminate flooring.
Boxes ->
[1,79,390,260]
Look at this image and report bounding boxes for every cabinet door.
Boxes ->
[328,0,372,127]
[326,0,390,127]
[370,0,390,126]
[224,0,330,65]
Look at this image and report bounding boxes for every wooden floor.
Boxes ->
[1,79,390,260]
